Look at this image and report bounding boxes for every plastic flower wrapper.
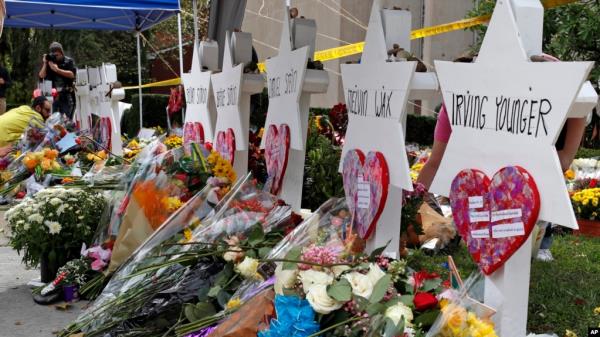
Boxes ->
[173,198,353,337]
[61,174,294,337]
[425,271,497,337]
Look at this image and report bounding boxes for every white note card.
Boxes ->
[471,228,490,239]
[357,174,370,209]
[469,211,490,223]
[492,222,525,238]
[491,208,522,222]
[468,196,484,209]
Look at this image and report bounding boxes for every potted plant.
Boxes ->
[5,187,106,282]
[57,258,89,302]
[571,187,600,237]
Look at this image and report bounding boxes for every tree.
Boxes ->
[468,0,600,86]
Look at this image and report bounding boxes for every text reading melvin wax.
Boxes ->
[449,91,552,138]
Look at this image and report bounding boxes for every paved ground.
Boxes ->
[0,211,86,337]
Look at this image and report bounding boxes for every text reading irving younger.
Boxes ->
[450,92,552,138]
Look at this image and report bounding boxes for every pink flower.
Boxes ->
[91,259,107,271]
[299,244,339,270]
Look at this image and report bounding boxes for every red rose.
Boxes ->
[413,292,438,311]
[442,279,451,289]
[590,179,597,188]
[15,191,26,199]
[204,142,213,151]
[412,270,440,292]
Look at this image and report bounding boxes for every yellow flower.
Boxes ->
[564,169,575,180]
[583,199,589,206]
[565,329,578,337]
[594,306,600,315]
[258,127,264,138]
[439,298,449,309]
[225,297,242,310]
[207,152,219,165]
[593,198,599,207]
[183,227,193,242]
[162,196,183,212]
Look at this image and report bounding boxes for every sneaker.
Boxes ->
[536,249,554,262]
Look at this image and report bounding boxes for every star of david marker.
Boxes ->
[212,32,264,176]
[339,0,416,257]
[261,5,328,210]
[429,1,592,336]
[182,41,217,146]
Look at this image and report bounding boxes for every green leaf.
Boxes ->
[258,247,272,259]
[216,289,232,309]
[214,264,234,286]
[283,246,302,270]
[399,295,415,307]
[245,249,257,258]
[383,317,404,337]
[207,285,222,298]
[422,279,442,292]
[414,309,440,327]
[194,301,216,319]
[327,278,352,302]
[184,303,201,322]
[354,295,370,312]
[196,285,210,302]
[370,274,392,303]
[366,302,386,316]
[248,224,265,246]
[370,241,391,259]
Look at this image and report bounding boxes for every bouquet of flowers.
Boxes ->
[571,187,600,220]
[425,272,497,337]
[61,174,297,337]
[165,134,184,149]
[5,188,107,281]
[570,158,600,180]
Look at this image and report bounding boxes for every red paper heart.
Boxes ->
[215,128,235,164]
[450,166,540,275]
[264,124,290,195]
[342,149,390,240]
[184,122,205,146]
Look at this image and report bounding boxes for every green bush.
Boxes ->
[406,114,437,146]
[576,147,600,159]
[121,93,170,137]
[301,124,344,211]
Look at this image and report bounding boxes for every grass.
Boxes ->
[407,234,600,336]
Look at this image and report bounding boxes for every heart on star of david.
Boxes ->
[215,128,235,164]
[264,124,290,195]
[184,122,205,146]
[342,149,390,240]
[449,166,540,275]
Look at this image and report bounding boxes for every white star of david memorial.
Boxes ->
[339,0,416,256]
[429,1,593,336]
[182,42,217,144]
[260,8,309,151]
[429,0,592,230]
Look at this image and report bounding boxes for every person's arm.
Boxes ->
[39,55,48,79]
[48,62,75,79]
[557,117,586,172]
[417,140,448,190]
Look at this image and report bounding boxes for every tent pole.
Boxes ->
[192,0,199,46]
[136,31,143,131]
[177,13,184,77]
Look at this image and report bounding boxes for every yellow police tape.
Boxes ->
[122,77,181,90]
[126,0,578,89]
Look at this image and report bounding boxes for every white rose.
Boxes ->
[366,263,386,286]
[274,264,298,295]
[344,272,374,299]
[385,302,413,327]
[331,265,350,277]
[235,257,260,279]
[305,284,343,314]
[298,269,334,293]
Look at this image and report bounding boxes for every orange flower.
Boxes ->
[44,148,59,160]
[41,158,53,171]
[23,156,38,171]
[61,177,75,184]
[131,181,170,230]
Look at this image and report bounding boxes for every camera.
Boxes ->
[46,53,59,63]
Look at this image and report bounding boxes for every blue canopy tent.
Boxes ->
[4,0,183,129]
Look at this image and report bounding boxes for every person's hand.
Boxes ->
[42,54,48,64]
[0,78,5,85]
[48,61,59,72]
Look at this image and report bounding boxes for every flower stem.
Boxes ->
[307,317,362,337]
